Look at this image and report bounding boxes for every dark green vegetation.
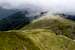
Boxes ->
[0,15,75,50]
[0,11,30,31]
[0,11,47,31]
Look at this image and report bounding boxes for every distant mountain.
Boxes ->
[63,14,75,20]
[0,9,47,31]
[0,11,30,31]
[0,4,46,19]
[0,4,48,31]
[55,13,75,21]
[0,7,18,19]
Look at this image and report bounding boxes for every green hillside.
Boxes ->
[22,16,75,39]
[0,29,75,50]
[0,15,75,50]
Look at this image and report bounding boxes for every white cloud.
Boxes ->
[0,0,75,14]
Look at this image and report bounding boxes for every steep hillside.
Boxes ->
[22,15,75,39]
[0,29,75,50]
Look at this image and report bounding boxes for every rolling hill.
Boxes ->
[0,29,75,50]
[0,15,75,50]
[22,15,75,39]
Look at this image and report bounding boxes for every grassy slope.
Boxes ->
[22,16,75,39]
[0,15,75,50]
[0,29,75,50]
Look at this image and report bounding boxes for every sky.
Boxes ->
[0,0,75,14]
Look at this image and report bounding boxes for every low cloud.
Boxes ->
[0,0,75,15]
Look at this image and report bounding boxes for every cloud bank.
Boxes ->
[0,0,75,15]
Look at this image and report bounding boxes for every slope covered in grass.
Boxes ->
[0,15,75,50]
[0,29,75,50]
[22,16,75,39]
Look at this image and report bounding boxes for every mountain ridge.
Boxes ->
[22,15,75,40]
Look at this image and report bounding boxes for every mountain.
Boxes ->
[0,6,75,50]
[55,13,75,21]
[0,4,44,19]
[22,15,75,40]
[0,4,48,31]
[0,11,30,31]
[0,15,75,50]
[0,9,47,31]
[0,7,18,19]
